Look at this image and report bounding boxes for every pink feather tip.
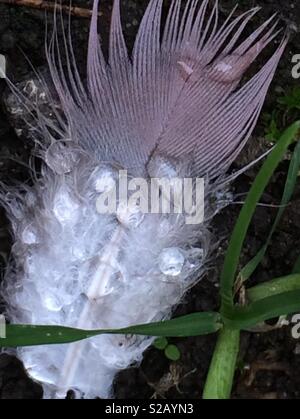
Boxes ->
[45,0,287,178]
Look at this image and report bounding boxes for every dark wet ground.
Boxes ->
[0,0,300,399]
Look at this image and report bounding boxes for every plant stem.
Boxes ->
[0,0,102,18]
[203,327,240,400]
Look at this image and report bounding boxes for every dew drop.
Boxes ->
[53,188,79,224]
[159,247,185,277]
[22,225,38,245]
[147,154,179,179]
[46,142,80,175]
[43,295,63,312]
[90,165,118,193]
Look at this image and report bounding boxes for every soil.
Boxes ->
[0,0,300,400]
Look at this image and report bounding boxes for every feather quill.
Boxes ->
[0,0,287,399]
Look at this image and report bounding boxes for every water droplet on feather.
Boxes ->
[159,248,185,276]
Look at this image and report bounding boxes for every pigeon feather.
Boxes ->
[0,0,287,399]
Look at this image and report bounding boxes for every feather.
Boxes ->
[0,0,286,399]
[45,0,287,176]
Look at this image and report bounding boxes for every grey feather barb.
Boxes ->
[0,0,287,399]
[75,0,287,177]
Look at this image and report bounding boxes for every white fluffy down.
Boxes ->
[1,153,211,399]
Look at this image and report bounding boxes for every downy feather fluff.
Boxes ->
[0,0,287,399]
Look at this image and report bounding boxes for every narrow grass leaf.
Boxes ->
[220,121,300,314]
[225,290,300,330]
[247,274,300,302]
[239,138,300,283]
[0,312,222,348]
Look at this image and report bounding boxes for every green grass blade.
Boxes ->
[116,312,223,337]
[225,290,300,330]
[220,122,300,314]
[239,138,300,283]
[203,328,240,399]
[247,274,300,302]
[0,325,101,347]
[0,312,222,348]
